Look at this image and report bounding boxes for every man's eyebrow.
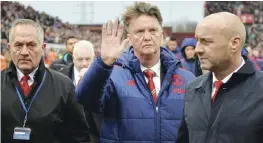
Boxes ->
[198,36,212,39]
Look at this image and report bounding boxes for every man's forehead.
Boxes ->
[129,22,161,29]
[74,46,93,55]
[74,51,93,58]
[13,25,37,36]
[15,24,35,29]
[128,15,161,28]
[13,34,38,43]
[195,22,222,37]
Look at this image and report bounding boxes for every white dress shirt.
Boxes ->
[73,66,81,86]
[16,67,38,86]
[141,60,161,96]
[211,57,245,98]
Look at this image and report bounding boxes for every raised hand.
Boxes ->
[100,20,129,66]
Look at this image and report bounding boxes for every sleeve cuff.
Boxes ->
[96,56,114,70]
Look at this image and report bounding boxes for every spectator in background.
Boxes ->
[76,2,195,142]
[2,48,11,65]
[1,54,7,70]
[256,48,263,70]
[241,47,249,56]
[245,46,261,70]
[60,40,95,87]
[1,1,102,54]
[1,19,89,143]
[45,48,57,66]
[167,37,183,59]
[50,36,79,70]
[60,40,101,143]
[177,12,263,143]
[205,1,263,47]
[1,37,10,69]
[180,38,197,75]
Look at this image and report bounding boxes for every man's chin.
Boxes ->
[200,64,210,71]
[142,49,158,55]
[18,65,33,74]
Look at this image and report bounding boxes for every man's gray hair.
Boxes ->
[9,19,44,44]
[73,40,95,58]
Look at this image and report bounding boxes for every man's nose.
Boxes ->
[82,60,90,67]
[195,42,204,54]
[143,31,151,41]
[21,45,29,55]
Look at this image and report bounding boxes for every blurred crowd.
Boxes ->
[205,1,263,71]
[1,1,263,71]
[1,1,102,52]
[1,1,102,69]
[205,1,263,49]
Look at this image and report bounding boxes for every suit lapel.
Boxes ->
[195,73,213,120]
[69,64,74,80]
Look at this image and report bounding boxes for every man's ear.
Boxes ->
[127,33,132,46]
[161,32,164,46]
[41,43,46,56]
[230,36,241,53]
[42,43,46,50]
[8,43,11,50]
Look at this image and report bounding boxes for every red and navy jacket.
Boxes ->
[76,47,195,143]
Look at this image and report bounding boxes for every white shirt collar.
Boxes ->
[212,57,245,84]
[16,67,38,83]
[140,60,161,77]
[73,66,80,86]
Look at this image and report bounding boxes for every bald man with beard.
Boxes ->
[176,12,263,143]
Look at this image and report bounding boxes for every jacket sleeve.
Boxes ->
[61,84,90,143]
[76,56,114,113]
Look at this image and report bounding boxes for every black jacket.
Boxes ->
[177,56,263,143]
[60,64,102,143]
[60,64,75,81]
[1,60,90,143]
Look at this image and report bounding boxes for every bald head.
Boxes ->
[198,12,246,48]
[73,40,95,72]
[195,12,246,76]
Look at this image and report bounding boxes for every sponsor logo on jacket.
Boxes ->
[127,80,136,86]
[171,74,185,94]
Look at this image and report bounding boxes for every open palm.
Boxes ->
[100,20,129,66]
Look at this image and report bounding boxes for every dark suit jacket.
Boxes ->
[1,60,90,143]
[60,64,75,81]
[176,56,263,143]
[60,64,103,143]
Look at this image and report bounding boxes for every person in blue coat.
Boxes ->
[76,2,195,143]
[167,37,183,59]
[180,38,197,75]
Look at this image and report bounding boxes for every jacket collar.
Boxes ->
[60,63,74,79]
[7,58,46,83]
[115,46,181,73]
[194,55,255,89]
